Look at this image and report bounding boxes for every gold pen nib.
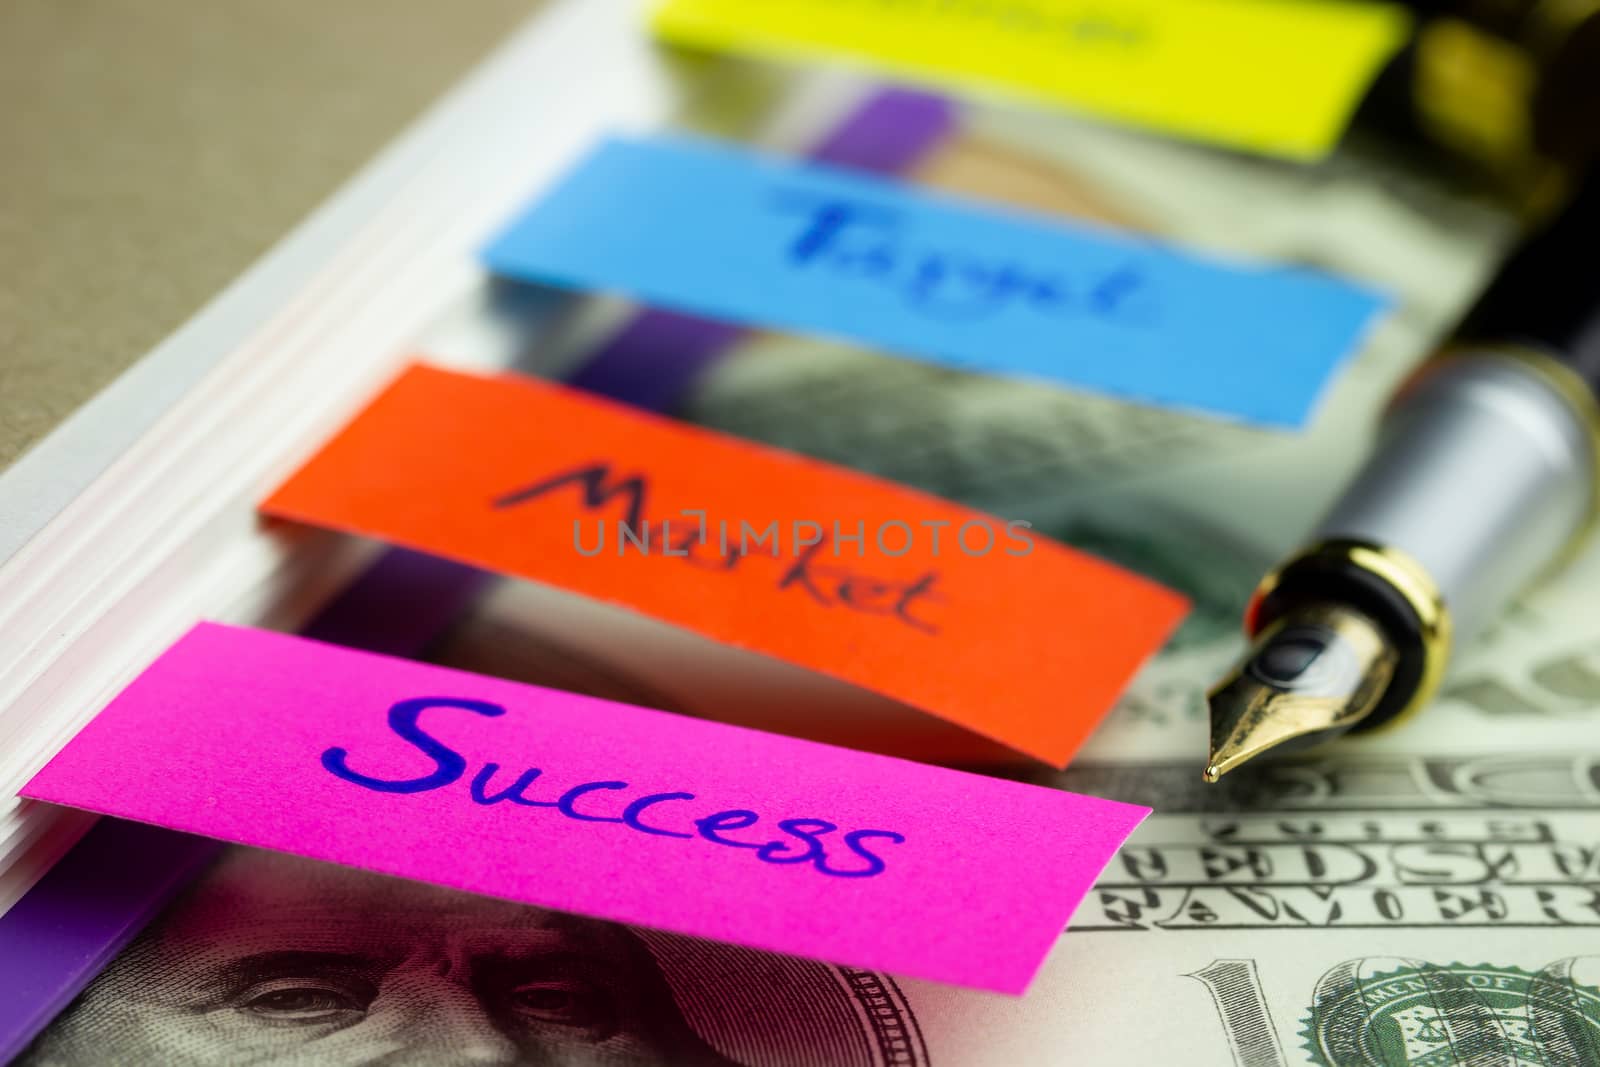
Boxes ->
[1204,602,1399,783]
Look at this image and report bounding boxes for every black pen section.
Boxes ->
[1352,1,1600,206]
[1457,177,1600,386]
[1248,548,1430,733]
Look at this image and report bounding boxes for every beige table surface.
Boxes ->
[0,0,543,471]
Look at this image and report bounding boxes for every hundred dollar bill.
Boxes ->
[902,752,1600,1067]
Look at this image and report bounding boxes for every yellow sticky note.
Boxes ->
[652,0,1413,161]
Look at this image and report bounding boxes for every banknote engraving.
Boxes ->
[1188,958,1600,1067]
[1188,959,1290,1067]
[1303,960,1600,1067]
[1442,645,1600,720]
[20,848,930,1067]
[1085,812,1600,932]
[1040,758,1600,933]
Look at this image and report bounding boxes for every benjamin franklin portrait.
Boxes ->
[22,846,928,1067]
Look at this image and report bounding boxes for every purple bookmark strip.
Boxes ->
[0,86,953,1064]
[567,87,954,410]
[0,821,220,1063]
[0,550,489,1064]
[298,547,493,651]
[809,86,956,173]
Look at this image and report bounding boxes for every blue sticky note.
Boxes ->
[484,134,1389,428]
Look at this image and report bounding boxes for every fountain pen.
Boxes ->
[1204,178,1600,782]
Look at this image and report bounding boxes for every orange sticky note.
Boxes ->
[262,363,1185,766]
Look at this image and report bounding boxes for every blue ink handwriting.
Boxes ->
[321,696,907,879]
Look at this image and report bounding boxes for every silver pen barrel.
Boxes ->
[1315,348,1597,647]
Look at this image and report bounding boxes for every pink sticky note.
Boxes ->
[22,623,1147,994]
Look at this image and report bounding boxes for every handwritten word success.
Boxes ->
[24,623,1152,993]
[482,134,1389,428]
[262,363,1186,767]
[325,693,904,878]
